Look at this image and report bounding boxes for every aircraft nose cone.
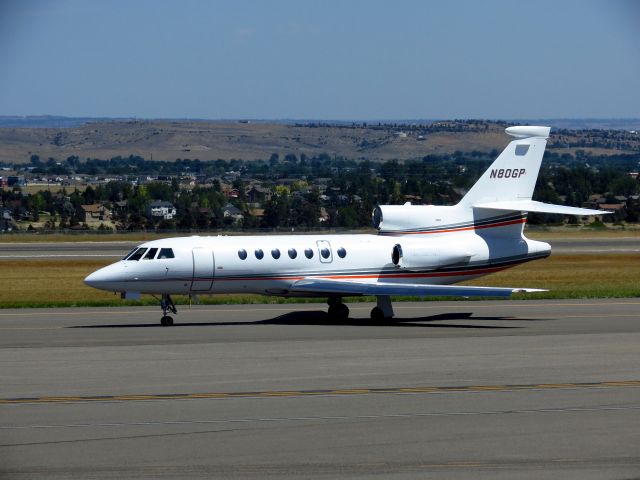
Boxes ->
[84,264,123,291]
[84,268,106,288]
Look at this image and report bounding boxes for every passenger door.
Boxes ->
[191,248,214,291]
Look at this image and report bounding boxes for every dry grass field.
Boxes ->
[0,121,505,163]
[19,184,87,195]
[466,254,640,298]
[1,254,638,308]
[2,120,637,163]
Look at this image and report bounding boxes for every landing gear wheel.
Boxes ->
[370,306,385,322]
[158,293,177,326]
[328,303,349,320]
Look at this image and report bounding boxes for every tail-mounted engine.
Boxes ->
[371,203,434,231]
[372,204,450,233]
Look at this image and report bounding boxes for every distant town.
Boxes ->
[1,139,638,232]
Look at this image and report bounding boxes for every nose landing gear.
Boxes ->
[160,294,177,326]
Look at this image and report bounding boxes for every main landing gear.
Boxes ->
[327,295,396,322]
[370,295,395,322]
[327,296,349,320]
[160,294,177,326]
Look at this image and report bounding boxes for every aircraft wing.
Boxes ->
[290,278,546,297]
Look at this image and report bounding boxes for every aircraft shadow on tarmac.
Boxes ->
[69,311,538,329]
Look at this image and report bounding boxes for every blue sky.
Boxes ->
[0,0,638,119]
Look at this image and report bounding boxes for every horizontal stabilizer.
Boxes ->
[291,278,546,298]
[505,126,551,139]
[473,200,610,216]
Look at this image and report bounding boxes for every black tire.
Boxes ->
[161,316,173,326]
[370,307,385,322]
[328,303,349,320]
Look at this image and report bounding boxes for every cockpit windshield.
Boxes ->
[127,248,147,261]
[158,248,175,259]
[143,248,158,260]
[122,248,138,261]
[123,247,174,261]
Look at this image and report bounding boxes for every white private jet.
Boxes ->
[85,126,608,325]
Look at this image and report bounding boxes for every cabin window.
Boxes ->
[143,248,158,260]
[304,248,314,259]
[158,248,175,259]
[271,248,281,259]
[238,249,247,260]
[320,248,330,259]
[288,248,297,259]
[255,249,264,260]
[128,248,147,261]
[337,247,347,258]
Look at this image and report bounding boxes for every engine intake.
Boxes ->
[392,244,403,265]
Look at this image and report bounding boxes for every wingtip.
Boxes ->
[511,288,548,294]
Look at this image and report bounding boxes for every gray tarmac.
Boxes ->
[0,236,638,259]
[1,299,640,479]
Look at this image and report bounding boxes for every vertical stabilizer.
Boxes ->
[458,126,550,207]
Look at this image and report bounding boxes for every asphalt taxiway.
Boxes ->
[1,299,639,478]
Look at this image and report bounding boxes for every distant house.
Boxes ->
[598,203,626,212]
[7,176,26,186]
[222,203,244,223]
[402,194,421,203]
[147,200,177,220]
[318,207,330,223]
[113,200,128,217]
[246,186,272,204]
[248,208,265,218]
[0,208,15,231]
[79,204,111,222]
[135,176,154,185]
[190,204,212,218]
[224,187,240,199]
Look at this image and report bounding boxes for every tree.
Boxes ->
[83,186,97,204]
[336,206,359,228]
